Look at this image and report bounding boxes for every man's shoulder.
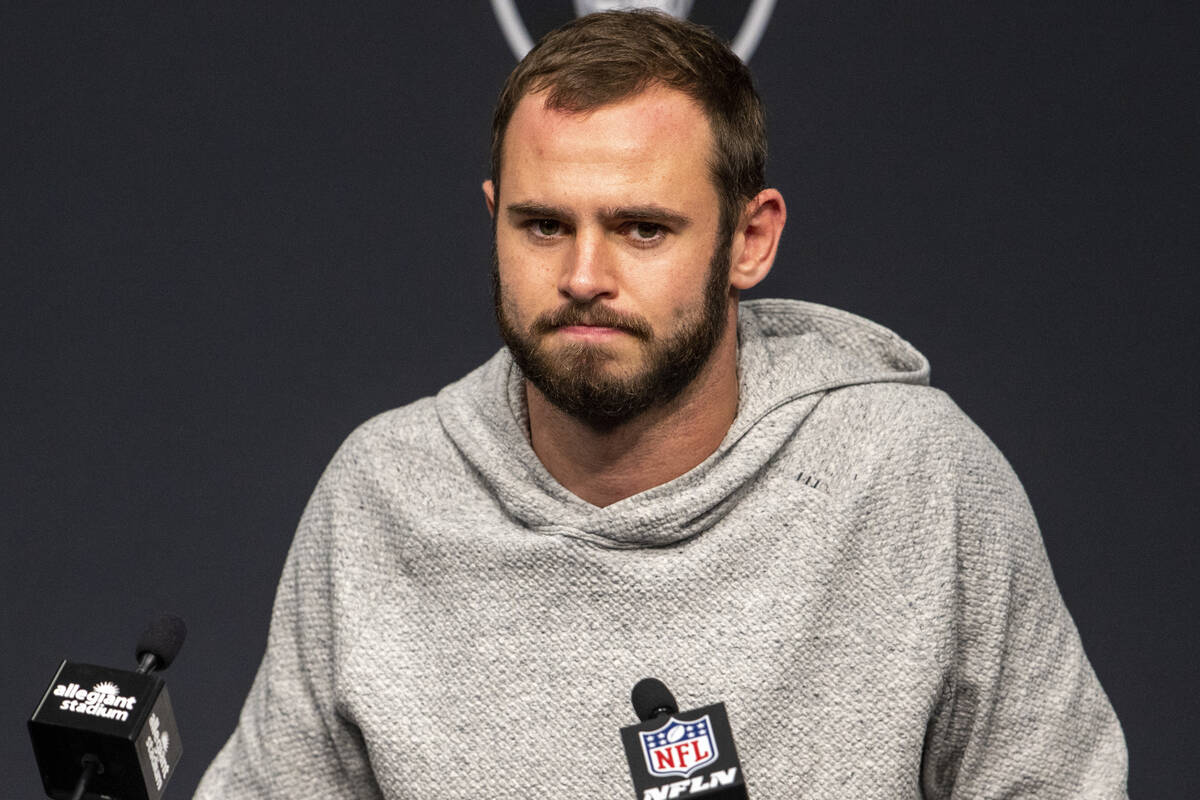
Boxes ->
[313,349,512,501]
[811,380,1014,482]
[325,396,460,480]
[348,396,442,446]
[826,381,984,440]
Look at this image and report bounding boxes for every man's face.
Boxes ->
[488,84,732,429]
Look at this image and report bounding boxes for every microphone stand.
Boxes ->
[69,754,103,800]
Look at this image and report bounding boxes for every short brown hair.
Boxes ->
[490,10,767,239]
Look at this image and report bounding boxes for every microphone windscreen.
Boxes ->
[631,677,678,721]
[135,614,187,669]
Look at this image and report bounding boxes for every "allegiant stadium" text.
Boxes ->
[53,682,137,722]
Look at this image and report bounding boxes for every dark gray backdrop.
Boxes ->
[4,2,1196,797]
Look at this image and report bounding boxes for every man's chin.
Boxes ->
[537,336,633,369]
[529,371,656,430]
[541,354,642,388]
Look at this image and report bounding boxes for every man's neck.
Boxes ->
[525,331,740,508]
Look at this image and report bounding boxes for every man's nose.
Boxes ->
[558,228,616,303]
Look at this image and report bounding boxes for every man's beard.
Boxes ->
[492,237,731,431]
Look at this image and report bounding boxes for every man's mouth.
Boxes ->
[556,324,625,340]
[534,307,652,340]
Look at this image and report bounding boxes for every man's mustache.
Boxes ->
[531,303,653,340]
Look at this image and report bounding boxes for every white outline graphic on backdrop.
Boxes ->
[489,0,777,62]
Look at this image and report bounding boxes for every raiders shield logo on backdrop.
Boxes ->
[489,0,776,62]
[638,713,719,779]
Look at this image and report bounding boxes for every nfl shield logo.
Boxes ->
[639,714,719,778]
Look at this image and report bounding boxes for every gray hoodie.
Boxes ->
[196,299,1127,799]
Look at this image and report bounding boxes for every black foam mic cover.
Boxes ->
[135,615,187,671]
[632,677,679,721]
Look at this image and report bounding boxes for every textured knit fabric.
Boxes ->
[195,299,1127,799]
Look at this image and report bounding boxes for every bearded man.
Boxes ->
[197,11,1127,798]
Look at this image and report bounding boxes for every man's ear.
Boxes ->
[482,180,496,218]
[729,188,786,291]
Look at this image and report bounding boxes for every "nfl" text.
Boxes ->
[642,767,739,799]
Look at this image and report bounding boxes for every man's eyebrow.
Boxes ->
[506,202,575,223]
[601,206,692,229]
[504,202,692,229]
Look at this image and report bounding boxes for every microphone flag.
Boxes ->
[620,702,748,800]
[29,660,182,800]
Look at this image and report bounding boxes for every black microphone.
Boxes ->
[29,615,186,800]
[620,678,749,800]
[135,615,187,674]
[631,677,679,721]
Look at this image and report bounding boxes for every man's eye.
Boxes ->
[629,222,666,242]
[535,219,561,237]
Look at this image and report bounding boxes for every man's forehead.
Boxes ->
[503,84,713,162]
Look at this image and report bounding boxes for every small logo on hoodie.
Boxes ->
[795,471,832,494]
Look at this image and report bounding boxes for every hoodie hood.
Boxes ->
[435,298,929,548]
